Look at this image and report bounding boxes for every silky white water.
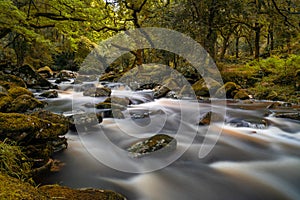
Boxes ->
[40,82,300,200]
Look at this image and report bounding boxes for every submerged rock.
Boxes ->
[274,112,300,121]
[127,134,177,158]
[227,118,268,129]
[199,111,224,125]
[83,86,111,97]
[40,90,58,98]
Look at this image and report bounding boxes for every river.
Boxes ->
[37,80,300,200]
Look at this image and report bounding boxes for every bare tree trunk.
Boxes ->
[254,23,260,60]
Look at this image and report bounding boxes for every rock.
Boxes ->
[40,90,58,98]
[75,74,98,83]
[216,82,241,99]
[127,134,177,158]
[37,66,53,78]
[234,90,250,100]
[12,65,52,89]
[69,113,102,131]
[39,185,127,200]
[0,172,47,200]
[8,86,33,98]
[83,86,111,97]
[0,93,13,112]
[199,111,224,125]
[95,102,126,111]
[104,96,130,107]
[0,112,68,143]
[9,94,45,113]
[0,71,27,88]
[274,112,300,121]
[99,71,120,82]
[192,78,221,97]
[267,102,282,109]
[56,70,78,79]
[0,86,8,94]
[227,118,268,129]
[153,85,171,99]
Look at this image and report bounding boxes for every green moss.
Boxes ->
[0,172,47,200]
[8,86,33,98]
[9,94,45,113]
[0,113,68,143]
[0,93,13,112]
[0,72,27,88]
[0,140,32,180]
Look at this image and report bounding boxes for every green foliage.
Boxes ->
[0,139,32,181]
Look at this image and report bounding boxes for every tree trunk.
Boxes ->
[235,37,239,59]
[254,23,260,60]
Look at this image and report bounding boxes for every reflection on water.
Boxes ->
[39,82,300,200]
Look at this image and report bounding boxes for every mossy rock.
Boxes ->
[39,185,127,200]
[83,87,112,97]
[0,93,13,112]
[39,90,58,98]
[0,71,27,88]
[9,94,45,113]
[96,102,126,111]
[233,90,250,100]
[8,86,33,98]
[153,85,171,99]
[30,110,70,128]
[192,78,221,97]
[0,113,68,143]
[215,82,241,98]
[37,66,53,78]
[13,65,52,88]
[0,85,8,94]
[0,172,47,200]
[127,134,177,158]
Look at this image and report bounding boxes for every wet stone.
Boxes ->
[227,118,268,129]
[127,134,177,158]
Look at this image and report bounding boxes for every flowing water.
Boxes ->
[38,81,300,200]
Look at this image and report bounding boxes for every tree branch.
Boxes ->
[35,13,86,21]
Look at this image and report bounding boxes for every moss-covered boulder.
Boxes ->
[13,65,52,89]
[39,185,127,200]
[233,90,250,100]
[9,94,45,113]
[0,71,27,88]
[215,82,241,99]
[83,86,111,97]
[0,172,47,200]
[127,134,177,158]
[37,66,53,78]
[0,92,13,112]
[0,113,68,144]
[8,86,33,98]
[192,78,221,97]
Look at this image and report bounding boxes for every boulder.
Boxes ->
[9,94,45,113]
[95,102,126,111]
[69,113,103,131]
[153,85,171,99]
[37,66,53,78]
[226,118,268,129]
[40,90,58,98]
[83,86,111,97]
[127,134,177,158]
[233,90,250,100]
[104,96,130,107]
[215,82,241,99]
[0,93,13,112]
[12,65,52,89]
[8,86,33,98]
[199,111,224,125]
[0,71,27,88]
[192,78,221,97]
[56,70,78,79]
